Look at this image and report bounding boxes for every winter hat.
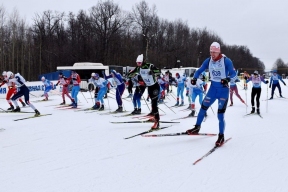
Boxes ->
[136,54,143,62]
[94,73,99,78]
[41,76,45,80]
[176,73,180,77]
[253,71,259,75]
[2,71,7,76]
[210,42,221,52]
[91,72,95,77]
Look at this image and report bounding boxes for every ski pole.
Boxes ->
[0,108,8,113]
[245,89,247,114]
[89,90,94,105]
[163,101,176,114]
[142,94,151,111]
[266,83,268,113]
[29,93,38,97]
[158,106,166,114]
[80,91,88,103]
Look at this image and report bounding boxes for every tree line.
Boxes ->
[0,0,266,80]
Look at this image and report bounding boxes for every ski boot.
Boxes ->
[174,101,179,106]
[269,97,273,100]
[131,108,138,115]
[34,109,40,117]
[7,104,14,110]
[158,99,164,104]
[13,106,20,112]
[257,108,260,114]
[60,101,66,105]
[251,107,255,113]
[186,125,201,134]
[136,108,141,114]
[188,110,196,117]
[215,133,225,146]
[229,102,233,106]
[71,103,77,108]
[179,101,184,106]
[92,104,100,110]
[116,106,123,112]
[98,105,104,111]
[21,102,26,107]
[151,121,159,129]
[186,105,191,110]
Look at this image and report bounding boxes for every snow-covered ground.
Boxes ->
[1,80,288,192]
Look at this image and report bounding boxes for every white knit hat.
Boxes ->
[210,42,221,52]
[136,54,143,62]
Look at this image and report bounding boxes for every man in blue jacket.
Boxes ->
[185,42,237,146]
[269,70,286,99]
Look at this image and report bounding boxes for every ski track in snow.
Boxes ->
[0,81,288,192]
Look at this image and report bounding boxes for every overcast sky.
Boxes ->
[2,0,288,70]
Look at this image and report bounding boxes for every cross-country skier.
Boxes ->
[185,42,237,146]
[0,71,26,110]
[229,69,245,106]
[55,72,74,105]
[246,70,269,114]
[7,71,40,116]
[130,73,146,114]
[67,70,81,108]
[175,73,187,106]
[128,54,161,129]
[90,73,108,110]
[243,71,250,90]
[41,76,53,101]
[103,70,125,112]
[186,76,204,117]
[269,70,286,99]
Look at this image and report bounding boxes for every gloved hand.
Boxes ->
[191,78,197,85]
[265,80,269,84]
[244,76,248,80]
[269,85,271,88]
[148,70,153,75]
[186,91,189,97]
[220,78,231,86]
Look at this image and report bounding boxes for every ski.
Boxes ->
[193,137,232,165]
[99,111,128,115]
[14,114,52,121]
[0,128,5,131]
[171,116,198,121]
[142,132,217,137]
[0,111,35,114]
[74,108,95,112]
[33,99,53,103]
[124,125,172,139]
[113,113,140,117]
[110,120,180,124]
[85,109,106,113]
[131,114,165,119]
[243,113,263,118]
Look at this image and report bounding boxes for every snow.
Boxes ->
[1,81,288,192]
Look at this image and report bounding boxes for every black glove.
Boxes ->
[191,78,197,85]
[265,80,269,84]
[148,70,153,75]
[269,85,271,88]
[221,78,231,86]
[55,83,58,86]
[244,76,248,80]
